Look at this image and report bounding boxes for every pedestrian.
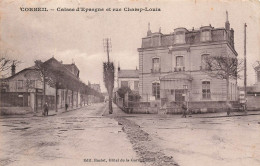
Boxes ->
[43,102,49,116]
[181,101,187,118]
[226,101,232,116]
[65,103,68,111]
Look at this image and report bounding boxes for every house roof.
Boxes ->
[118,70,139,78]
[3,66,37,80]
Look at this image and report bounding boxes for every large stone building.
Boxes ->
[138,12,238,109]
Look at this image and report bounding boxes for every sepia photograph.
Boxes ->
[0,0,260,165]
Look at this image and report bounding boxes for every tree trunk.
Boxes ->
[108,85,113,114]
[43,75,46,105]
[226,77,230,103]
[109,97,112,113]
[55,84,58,112]
[65,88,68,106]
[72,90,74,109]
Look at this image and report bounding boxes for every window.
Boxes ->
[175,31,185,44]
[202,81,211,99]
[30,80,35,88]
[201,54,209,70]
[201,30,211,42]
[121,81,128,87]
[61,90,65,100]
[134,81,139,90]
[176,56,184,67]
[152,58,160,72]
[152,82,160,99]
[17,80,23,89]
[175,89,185,102]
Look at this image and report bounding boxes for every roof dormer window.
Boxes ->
[175,31,185,44]
[200,26,212,42]
[201,30,211,42]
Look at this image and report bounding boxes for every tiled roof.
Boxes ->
[118,70,139,78]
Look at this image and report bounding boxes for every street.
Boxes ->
[0,104,141,166]
[0,103,260,166]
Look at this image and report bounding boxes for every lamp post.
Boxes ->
[183,85,189,113]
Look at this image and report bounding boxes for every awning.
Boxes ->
[160,73,192,90]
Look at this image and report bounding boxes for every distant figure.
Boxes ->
[227,101,232,116]
[65,103,68,111]
[43,102,49,116]
[181,101,187,118]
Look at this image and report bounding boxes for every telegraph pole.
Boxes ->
[244,23,247,113]
[103,38,112,62]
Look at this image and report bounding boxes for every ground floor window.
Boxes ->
[175,89,185,102]
[202,81,211,99]
[152,82,160,99]
[121,81,128,87]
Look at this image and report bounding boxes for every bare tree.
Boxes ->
[204,55,243,103]
[0,49,21,75]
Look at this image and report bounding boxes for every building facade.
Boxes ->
[0,58,101,112]
[138,12,238,108]
[117,66,139,92]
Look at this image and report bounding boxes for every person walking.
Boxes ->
[226,101,232,116]
[43,102,49,116]
[181,101,187,118]
[65,103,68,111]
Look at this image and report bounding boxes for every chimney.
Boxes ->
[147,22,152,36]
[118,62,120,71]
[11,61,15,76]
[225,11,230,30]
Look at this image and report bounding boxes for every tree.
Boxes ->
[0,49,21,76]
[204,55,243,104]
[117,86,132,98]
[103,62,114,114]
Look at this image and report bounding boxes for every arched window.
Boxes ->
[152,82,160,99]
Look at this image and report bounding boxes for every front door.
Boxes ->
[175,89,185,102]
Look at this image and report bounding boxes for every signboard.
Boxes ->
[18,95,23,97]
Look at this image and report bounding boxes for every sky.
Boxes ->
[0,0,260,92]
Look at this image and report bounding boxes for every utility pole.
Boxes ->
[103,38,112,62]
[244,23,247,113]
[103,38,114,114]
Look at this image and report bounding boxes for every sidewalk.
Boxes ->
[191,110,260,118]
[33,105,92,117]
[103,103,260,119]
[0,105,91,119]
[102,103,127,117]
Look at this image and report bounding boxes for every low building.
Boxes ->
[0,57,102,112]
[117,66,139,92]
[245,63,260,110]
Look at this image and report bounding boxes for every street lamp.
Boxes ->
[183,85,189,113]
